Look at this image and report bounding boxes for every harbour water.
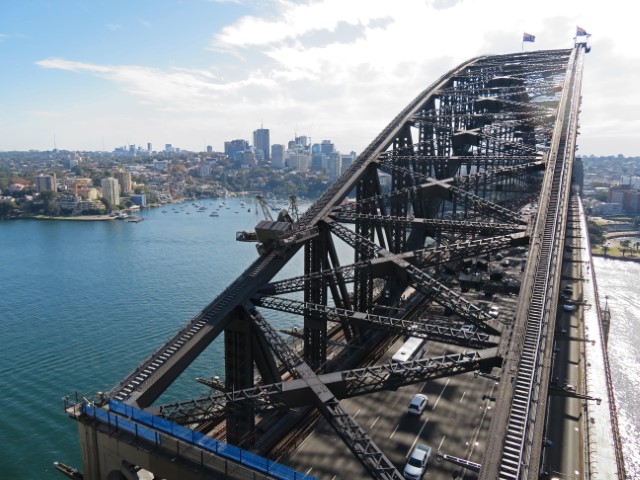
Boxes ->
[0,204,637,478]
[592,256,640,477]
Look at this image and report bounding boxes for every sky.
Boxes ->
[0,0,638,156]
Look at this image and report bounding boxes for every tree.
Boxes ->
[0,199,15,219]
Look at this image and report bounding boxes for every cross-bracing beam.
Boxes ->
[156,350,501,428]
[244,304,406,480]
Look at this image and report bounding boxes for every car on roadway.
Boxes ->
[563,303,576,312]
[407,393,429,415]
[403,443,432,479]
[488,306,500,318]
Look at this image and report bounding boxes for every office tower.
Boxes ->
[320,139,335,154]
[101,177,120,206]
[253,127,270,162]
[207,145,213,153]
[147,143,152,152]
[271,144,285,168]
[224,139,250,158]
[341,151,357,174]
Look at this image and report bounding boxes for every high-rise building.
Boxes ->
[35,173,57,192]
[101,177,120,206]
[320,139,335,154]
[224,139,250,158]
[147,143,152,152]
[271,144,285,168]
[114,170,132,194]
[253,127,270,163]
[206,145,213,153]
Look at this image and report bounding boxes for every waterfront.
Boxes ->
[0,205,637,478]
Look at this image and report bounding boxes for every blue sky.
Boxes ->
[1,0,638,156]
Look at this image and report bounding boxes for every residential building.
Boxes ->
[101,177,120,206]
[35,173,57,192]
[114,170,132,194]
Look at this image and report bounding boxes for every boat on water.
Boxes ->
[53,461,84,479]
[209,211,219,217]
[126,216,144,223]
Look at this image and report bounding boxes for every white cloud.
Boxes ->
[139,19,151,28]
[31,0,640,154]
[106,23,124,31]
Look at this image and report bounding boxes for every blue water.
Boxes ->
[592,257,640,477]
[0,205,636,478]
[0,199,306,479]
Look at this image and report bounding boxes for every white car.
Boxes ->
[403,444,432,479]
[407,393,429,415]
[488,306,499,318]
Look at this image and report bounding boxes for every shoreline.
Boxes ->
[32,215,117,221]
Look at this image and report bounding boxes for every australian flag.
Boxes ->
[523,32,536,42]
[576,26,588,36]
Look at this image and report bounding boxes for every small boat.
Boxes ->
[209,211,219,217]
[126,216,144,223]
[53,461,84,479]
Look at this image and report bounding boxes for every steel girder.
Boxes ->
[330,212,524,237]
[245,304,405,480]
[157,350,500,427]
[252,295,496,348]
[260,233,527,297]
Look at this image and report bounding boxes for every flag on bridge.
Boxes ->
[576,26,589,36]
[523,32,536,43]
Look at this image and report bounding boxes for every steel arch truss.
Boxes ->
[93,48,584,480]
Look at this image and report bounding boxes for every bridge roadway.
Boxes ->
[68,44,627,480]
[284,340,499,479]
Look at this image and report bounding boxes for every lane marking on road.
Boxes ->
[459,392,466,403]
[432,378,450,411]
[438,435,446,451]
[406,417,430,459]
[370,415,380,430]
[306,468,313,475]
[353,408,361,418]
[390,424,399,439]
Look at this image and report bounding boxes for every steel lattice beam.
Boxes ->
[253,295,496,348]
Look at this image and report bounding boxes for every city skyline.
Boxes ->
[1,0,637,155]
